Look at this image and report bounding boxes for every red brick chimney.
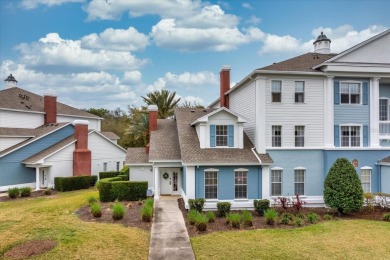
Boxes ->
[146,105,158,154]
[73,120,91,176]
[220,65,231,108]
[44,94,57,124]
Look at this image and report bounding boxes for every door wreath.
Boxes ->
[163,172,169,179]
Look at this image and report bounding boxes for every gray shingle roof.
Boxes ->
[259,52,337,72]
[380,156,390,163]
[149,119,181,161]
[0,127,36,137]
[175,108,272,165]
[100,131,120,140]
[125,148,151,165]
[0,87,100,119]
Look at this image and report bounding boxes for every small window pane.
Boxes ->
[272,126,282,147]
[271,170,282,196]
[216,125,228,146]
[361,169,371,193]
[294,170,305,195]
[235,171,247,199]
[295,126,304,147]
[272,81,282,102]
[205,171,218,199]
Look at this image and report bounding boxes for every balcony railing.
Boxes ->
[380,121,390,138]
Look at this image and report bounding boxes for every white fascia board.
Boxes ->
[322,65,390,74]
[190,107,248,126]
[183,162,261,166]
[89,130,127,153]
[125,163,153,166]
[149,160,182,163]
[0,135,34,138]
[22,140,76,164]
[0,107,45,114]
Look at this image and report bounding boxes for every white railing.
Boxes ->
[379,121,390,137]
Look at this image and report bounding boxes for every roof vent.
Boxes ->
[190,110,195,113]
[203,109,207,112]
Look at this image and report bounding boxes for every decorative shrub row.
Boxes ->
[187,209,211,231]
[217,202,231,217]
[225,210,253,229]
[254,199,270,216]
[188,198,205,212]
[99,166,129,180]
[7,187,32,198]
[54,175,94,192]
[99,178,148,202]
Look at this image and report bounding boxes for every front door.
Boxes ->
[39,168,49,188]
[160,169,181,195]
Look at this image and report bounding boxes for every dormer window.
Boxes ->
[216,125,228,146]
[210,124,234,147]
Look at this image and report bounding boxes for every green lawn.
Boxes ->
[0,189,149,259]
[191,219,390,260]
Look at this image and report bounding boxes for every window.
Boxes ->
[361,169,371,193]
[295,81,305,103]
[271,170,282,196]
[116,162,120,171]
[380,98,389,121]
[272,80,282,102]
[341,126,361,147]
[235,171,247,199]
[103,162,107,171]
[340,82,361,104]
[294,169,305,195]
[272,125,282,147]
[216,125,228,146]
[205,171,218,199]
[295,126,305,147]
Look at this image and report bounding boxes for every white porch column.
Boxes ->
[186,166,196,199]
[255,77,267,153]
[371,77,381,147]
[153,166,160,199]
[261,166,270,199]
[324,76,334,147]
[35,167,40,190]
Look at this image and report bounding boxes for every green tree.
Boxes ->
[324,158,364,214]
[179,100,205,109]
[126,106,149,147]
[141,90,180,118]
[84,108,109,118]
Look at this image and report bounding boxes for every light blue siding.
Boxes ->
[0,125,74,186]
[267,150,324,196]
[381,166,390,193]
[182,166,186,193]
[195,166,261,200]
[334,106,370,125]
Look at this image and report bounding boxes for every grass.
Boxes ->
[191,220,390,260]
[0,189,149,259]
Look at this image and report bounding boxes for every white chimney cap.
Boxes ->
[221,65,231,71]
[148,105,158,112]
[73,120,89,126]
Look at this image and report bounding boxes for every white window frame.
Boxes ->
[271,80,282,103]
[204,169,218,200]
[215,125,228,147]
[340,81,362,105]
[234,169,248,199]
[295,81,305,103]
[295,125,305,147]
[103,162,108,171]
[294,168,305,196]
[270,168,283,196]
[272,125,282,147]
[360,166,372,193]
[340,124,362,147]
[379,97,390,121]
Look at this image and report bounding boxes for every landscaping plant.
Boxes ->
[253,199,270,216]
[145,198,154,208]
[323,214,333,220]
[112,202,125,220]
[294,217,304,227]
[188,198,205,212]
[363,193,375,211]
[217,202,231,217]
[264,208,278,226]
[7,187,20,198]
[324,158,364,214]
[307,212,320,224]
[242,210,253,227]
[188,209,200,225]
[383,213,390,221]
[292,194,305,213]
[227,213,241,229]
[280,212,294,225]
[43,189,52,195]
[194,213,208,231]
[91,203,102,218]
[206,211,215,223]
[20,187,32,197]
[87,196,98,205]
[141,205,153,222]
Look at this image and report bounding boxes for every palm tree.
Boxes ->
[127,108,149,146]
[141,90,181,119]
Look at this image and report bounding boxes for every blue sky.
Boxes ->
[1,0,389,110]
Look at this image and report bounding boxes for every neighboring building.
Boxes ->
[0,77,127,191]
[127,29,390,208]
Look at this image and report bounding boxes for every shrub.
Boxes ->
[307,212,320,224]
[98,178,148,202]
[90,175,98,186]
[194,213,208,231]
[264,208,278,226]
[7,187,20,198]
[87,196,98,206]
[91,203,102,218]
[141,205,153,222]
[20,187,32,197]
[188,198,205,212]
[273,197,291,210]
[54,175,91,192]
[112,202,125,220]
[292,194,306,213]
[99,166,129,180]
[227,213,241,229]
[254,199,270,216]
[294,217,304,227]
[206,211,215,223]
[364,193,375,211]
[296,212,306,219]
[280,212,294,225]
[324,158,364,214]
[242,210,253,227]
[43,189,52,195]
[217,202,231,217]
[145,198,154,208]
[383,213,390,221]
[188,209,199,225]
[323,214,333,220]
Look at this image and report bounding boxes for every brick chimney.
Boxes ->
[73,120,91,176]
[146,105,158,153]
[220,65,230,108]
[44,94,57,124]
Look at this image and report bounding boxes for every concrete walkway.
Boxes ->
[149,198,195,260]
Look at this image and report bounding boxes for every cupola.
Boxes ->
[313,32,331,54]
[4,74,17,89]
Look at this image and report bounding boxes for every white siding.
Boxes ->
[45,144,74,186]
[129,166,154,188]
[0,137,29,151]
[57,115,101,131]
[265,77,325,148]
[0,110,44,128]
[88,132,126,175]
[229,81,256,143]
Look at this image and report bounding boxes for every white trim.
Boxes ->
[125,163,153,166]
[0,107,45,114]
[270,169,283,197]
[234,170,248,200]
[360,168,372,193]
[234,168,248,172]
[271,166,283,170]
[183,163,263,166]
[204,168,219,172]
[339,124,363,148]
[294,166,307,170]
[190,107,247,125]
[339,81,363,105]
[294,168,305,196]
[0,182,36,192]
[0,135,35,138]
[251,148,262,164]
[57,113,103,120]
[361,166,373,170]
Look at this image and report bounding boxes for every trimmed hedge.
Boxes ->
[99,177,147,202]
[90,175,98,186]
[54,175,92,192]
[99,166,129,180]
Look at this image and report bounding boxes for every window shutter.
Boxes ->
[334,81,340,105]
[228,125,234,147]
[363,125,369,147]
[210,125,216,147]
[363,82,369,105]
[334,125,340,147]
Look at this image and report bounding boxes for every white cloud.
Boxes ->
[242,3,253,9]
[164,71,218,87]
[80,27,149,52]
[246,15,261,25]
[16,33,147,72]
[20,0,84,9]
[123,71,142,84]
[147,78,166,92]
[260,34,301,54]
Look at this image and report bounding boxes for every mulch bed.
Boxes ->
[177,198,390,237]
[76,201,152,231]
[3,240,57,260]
[0,190,57,202]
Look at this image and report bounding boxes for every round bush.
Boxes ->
[91,203,102,218]
[324,158,364,214]
[112,203,125,220]
[8,188,20,198]
[20,187,32,197]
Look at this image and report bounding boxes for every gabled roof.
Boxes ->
[0,127,36,137]
[100,131,120,140]
[190,107,247,126]
[126,148,152,165]
[0,87,101,119]
[149,119,181,162]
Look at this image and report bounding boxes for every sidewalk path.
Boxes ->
[148,198,195,260]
